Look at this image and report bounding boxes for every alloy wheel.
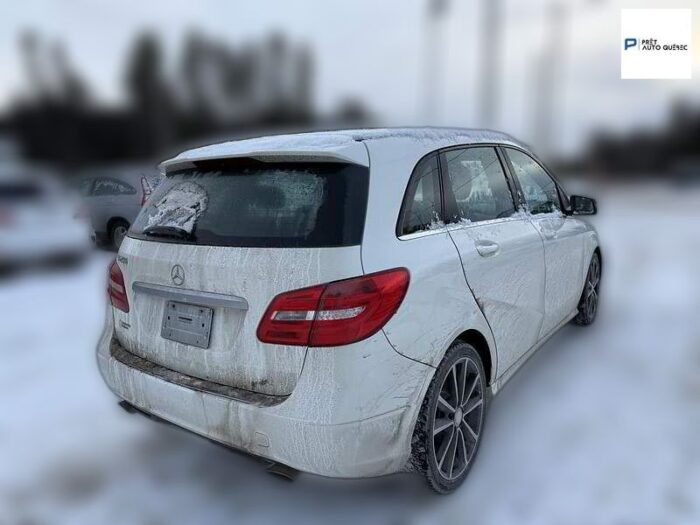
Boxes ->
[584,255,600,320]
[431,357,484,481]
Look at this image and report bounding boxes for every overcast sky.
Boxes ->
[1,0,698,155]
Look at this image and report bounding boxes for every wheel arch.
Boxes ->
[107,216,130,234]
[453,329,494,386]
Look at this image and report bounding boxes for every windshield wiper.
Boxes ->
[142,225,195,241]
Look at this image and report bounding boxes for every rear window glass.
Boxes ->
[93,178,136,196]
[129,160,369,248]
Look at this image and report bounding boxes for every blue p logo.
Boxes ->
[624,38,637,50]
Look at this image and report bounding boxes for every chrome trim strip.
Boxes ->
[132,282,249,311]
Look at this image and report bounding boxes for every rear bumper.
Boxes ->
[96,308,432,478]
[92,230,110,246]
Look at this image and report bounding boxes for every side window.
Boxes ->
[93,178,136,196]
[441,147,516,223]
[505,149,561,215]
[79,179,94,196]
[398,153,442,236]
[69,178,93,196]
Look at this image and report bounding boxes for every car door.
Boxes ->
[442,146,546,373]
[502,147,587,337]
[91,176,138,230]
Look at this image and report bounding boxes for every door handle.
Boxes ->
[475,240,500,257]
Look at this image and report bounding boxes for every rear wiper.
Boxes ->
[142,225,195,241]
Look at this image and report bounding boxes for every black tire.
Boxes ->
[110,220,130,251]
[574,251,601,326]
[411,341,488,494]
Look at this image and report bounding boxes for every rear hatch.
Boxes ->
[112,156,369,396]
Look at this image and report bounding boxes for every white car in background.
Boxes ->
[0,164,91,272]
[97,128,600,493]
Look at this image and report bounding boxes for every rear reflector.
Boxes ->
[257,268,409,347]
[108,260,130,312]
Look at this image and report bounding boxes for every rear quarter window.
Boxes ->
[397,153,443,236]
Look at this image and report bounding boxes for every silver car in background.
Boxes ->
[73,165,160,249]
[97,128,600,493]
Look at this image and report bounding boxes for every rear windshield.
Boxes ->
[129,160,369,248]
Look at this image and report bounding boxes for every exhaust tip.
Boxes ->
[118,400,138,414]
[120,400,299,481]
[118,400,169,425]
[264,461,299,481]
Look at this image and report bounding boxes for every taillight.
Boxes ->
[140,176,152,206]
[257,268,409,347]
[108,260,130,312]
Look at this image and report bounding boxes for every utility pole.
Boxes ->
[422,0,449,123]
[533,2,567,157]
[532,0,606,157]
[479,0,501,128]
[20,32,47,101]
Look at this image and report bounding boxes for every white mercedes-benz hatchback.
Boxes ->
[97,128,600,493]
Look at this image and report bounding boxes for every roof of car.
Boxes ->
[78,164,159,179]
[163,127,529,168]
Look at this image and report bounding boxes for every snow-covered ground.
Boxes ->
[1,183,699,524]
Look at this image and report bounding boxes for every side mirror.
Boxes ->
[570,195,597,215]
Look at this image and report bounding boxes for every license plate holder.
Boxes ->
[161,301,213,349]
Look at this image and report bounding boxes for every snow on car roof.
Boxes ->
[163,127,528,168]
[348,127,524,146]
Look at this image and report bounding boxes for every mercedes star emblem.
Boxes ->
[171,264,185,286]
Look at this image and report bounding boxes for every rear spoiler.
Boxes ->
[160,149,369,174]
